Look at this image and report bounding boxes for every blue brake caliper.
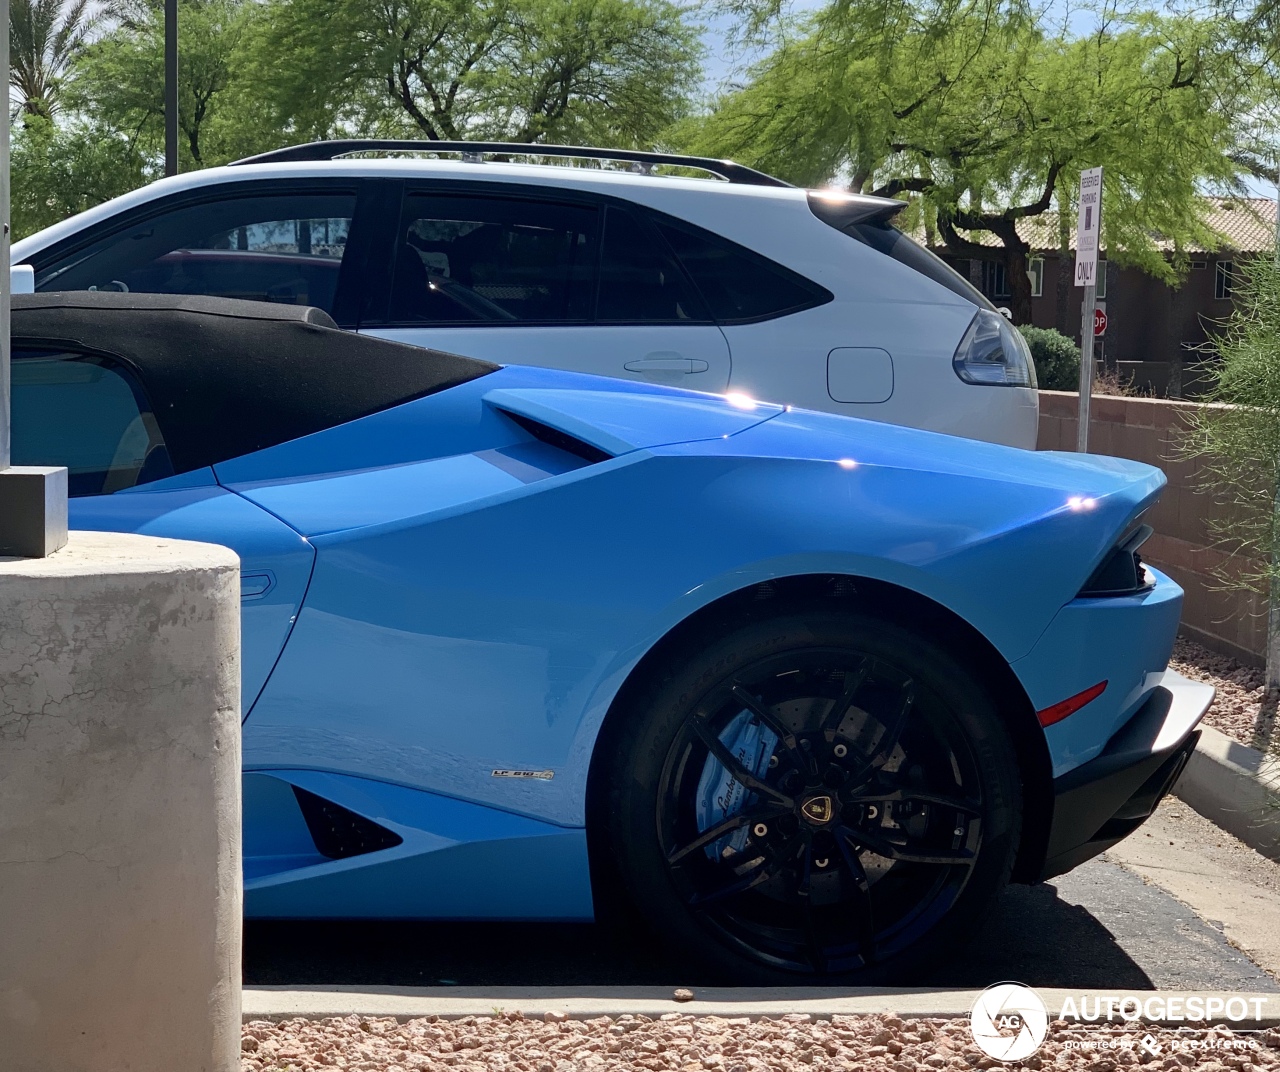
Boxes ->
[694,709,780,860]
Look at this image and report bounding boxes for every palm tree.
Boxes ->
[11,0,94,119]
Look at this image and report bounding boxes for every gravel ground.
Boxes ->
[240,1013,1280,1072]
[1169,638,1271,749]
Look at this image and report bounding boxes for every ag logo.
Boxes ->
[969,982,1049,1062]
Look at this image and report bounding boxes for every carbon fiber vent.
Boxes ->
[498,409,612,464]
[292,786,403,860]
[1079,521,1155,598]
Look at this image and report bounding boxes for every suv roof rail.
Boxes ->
[228,140,794,187]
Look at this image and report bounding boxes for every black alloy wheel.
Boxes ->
[602,608,1022,983]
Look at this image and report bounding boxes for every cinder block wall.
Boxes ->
[1038,390,1267,665]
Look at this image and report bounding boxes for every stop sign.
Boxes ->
[1093,308,1108,336]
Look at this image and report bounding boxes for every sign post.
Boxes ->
[1074,166,1103,452]
[165,0,178,176]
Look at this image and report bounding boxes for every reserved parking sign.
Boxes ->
[1074,167,1103,287]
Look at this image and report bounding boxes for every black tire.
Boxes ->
[600,607,1022,984]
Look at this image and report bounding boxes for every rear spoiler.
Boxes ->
[806,190,906,230]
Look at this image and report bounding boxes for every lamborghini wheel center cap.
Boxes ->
[800,794,835,825]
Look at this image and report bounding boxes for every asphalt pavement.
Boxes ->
[244,799,1280,992]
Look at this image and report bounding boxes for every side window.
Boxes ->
[655,218,831,324]
[386,193,597,325]
[11,349,173,496]
[34,192,356,313]
[596,206,708,323]
[1215,261,1233,300]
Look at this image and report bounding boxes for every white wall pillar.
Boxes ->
[0,531,241,1072]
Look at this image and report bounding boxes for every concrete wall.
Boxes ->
[1038,390,1267,665]
[0,531,241,1072]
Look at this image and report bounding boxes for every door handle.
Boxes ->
[624,352,711,374]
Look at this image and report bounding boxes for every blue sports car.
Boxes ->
[11,292,1212,982]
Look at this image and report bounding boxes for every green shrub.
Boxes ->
[1018,326,1081,391]
[1181,255,1280,598]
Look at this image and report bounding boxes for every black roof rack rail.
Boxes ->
[228,140,793,187]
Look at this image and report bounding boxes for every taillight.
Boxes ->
[952,309,1038,388]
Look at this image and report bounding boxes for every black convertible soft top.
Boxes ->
[11,292,499,474]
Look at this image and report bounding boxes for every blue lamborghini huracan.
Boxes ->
[11,292,1212,982]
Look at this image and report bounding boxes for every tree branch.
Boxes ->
[870,175,933,198]
[936,215,1002,259]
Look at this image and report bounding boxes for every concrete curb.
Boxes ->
[243,987,1280,1027]
[1174,725,1280,861]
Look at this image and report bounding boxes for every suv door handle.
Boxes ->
[624,353,711,374]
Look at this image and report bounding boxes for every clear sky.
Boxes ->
[697,3,823,93]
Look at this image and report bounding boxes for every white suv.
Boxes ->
[12,141,1039,448]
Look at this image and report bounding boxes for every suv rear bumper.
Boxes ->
[1038,669,1213,880]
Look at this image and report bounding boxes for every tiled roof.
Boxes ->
[1208,197,1277,252]
[912,197,1277,254]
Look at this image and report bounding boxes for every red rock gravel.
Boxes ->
[1169,638,1270,749]
[240,1012,1280,1072]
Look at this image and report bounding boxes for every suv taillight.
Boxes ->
[952,309,1038,388]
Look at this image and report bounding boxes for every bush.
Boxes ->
[1018,326,1081,391]
[1181,255,1280,598]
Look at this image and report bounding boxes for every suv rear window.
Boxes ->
[597,206,709,323]
[834,219,994,310]
[388,193,598,324]
[654,218,832,324]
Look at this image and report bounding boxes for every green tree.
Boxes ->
[245,0,702,146]
[10,0,93,119]
[683,1,1246,324]
[11,114,150,240]
[71,0,271,168]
